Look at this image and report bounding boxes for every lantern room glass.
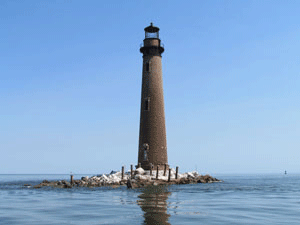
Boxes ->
[145,31,159,39]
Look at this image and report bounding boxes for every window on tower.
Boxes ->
[144,97,150,111]
[145,62,149,72]
[143,143,149,161]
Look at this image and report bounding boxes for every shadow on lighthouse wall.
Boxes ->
[137,185,171,225]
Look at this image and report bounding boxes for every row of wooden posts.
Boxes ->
[69,164,179,184]
[122,164,179,182]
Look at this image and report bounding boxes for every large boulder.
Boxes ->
[100,174,109,182]
[114,171,121,177]
[187,172,195,179]
[81,176,89,181]
[136,174,151,181]
[135,167,145,175]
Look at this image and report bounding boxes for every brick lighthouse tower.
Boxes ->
[137,23,168,170]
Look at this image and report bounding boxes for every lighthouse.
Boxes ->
[137,23,168,170]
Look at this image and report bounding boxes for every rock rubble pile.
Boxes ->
[33,168,221,189]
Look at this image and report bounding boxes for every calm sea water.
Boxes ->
[0,174,299,224]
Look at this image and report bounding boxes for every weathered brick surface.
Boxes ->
[138,24,168,170]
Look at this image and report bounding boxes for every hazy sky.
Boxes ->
[1,0,299,174]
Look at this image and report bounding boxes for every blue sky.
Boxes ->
[0,0,299,174]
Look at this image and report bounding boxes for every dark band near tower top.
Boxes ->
[140,23,164,57]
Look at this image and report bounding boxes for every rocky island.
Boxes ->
[33,168,221,189]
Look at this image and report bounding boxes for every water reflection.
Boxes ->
[137,186,171,225]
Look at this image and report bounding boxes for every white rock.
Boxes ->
[157,175,168,181]
[134,174,148,181]
[177,174,183,179]
[170,168,176,175]
[114,172,121,177]
[101,174,109,181]
[187,172,195,179]
[135,167,145,175]
[111,177,120,183]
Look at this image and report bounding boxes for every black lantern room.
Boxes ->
[140,23,164,56]
[144,23,160,39]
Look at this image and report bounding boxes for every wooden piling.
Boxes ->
[156,165,159,179]
[168,168,171,182]
[175,166,179,179]
[164,164,167,176]
[150,163,153,176]
[70,175,74,185]
[122,166,124,180]
[131,164,133,178]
